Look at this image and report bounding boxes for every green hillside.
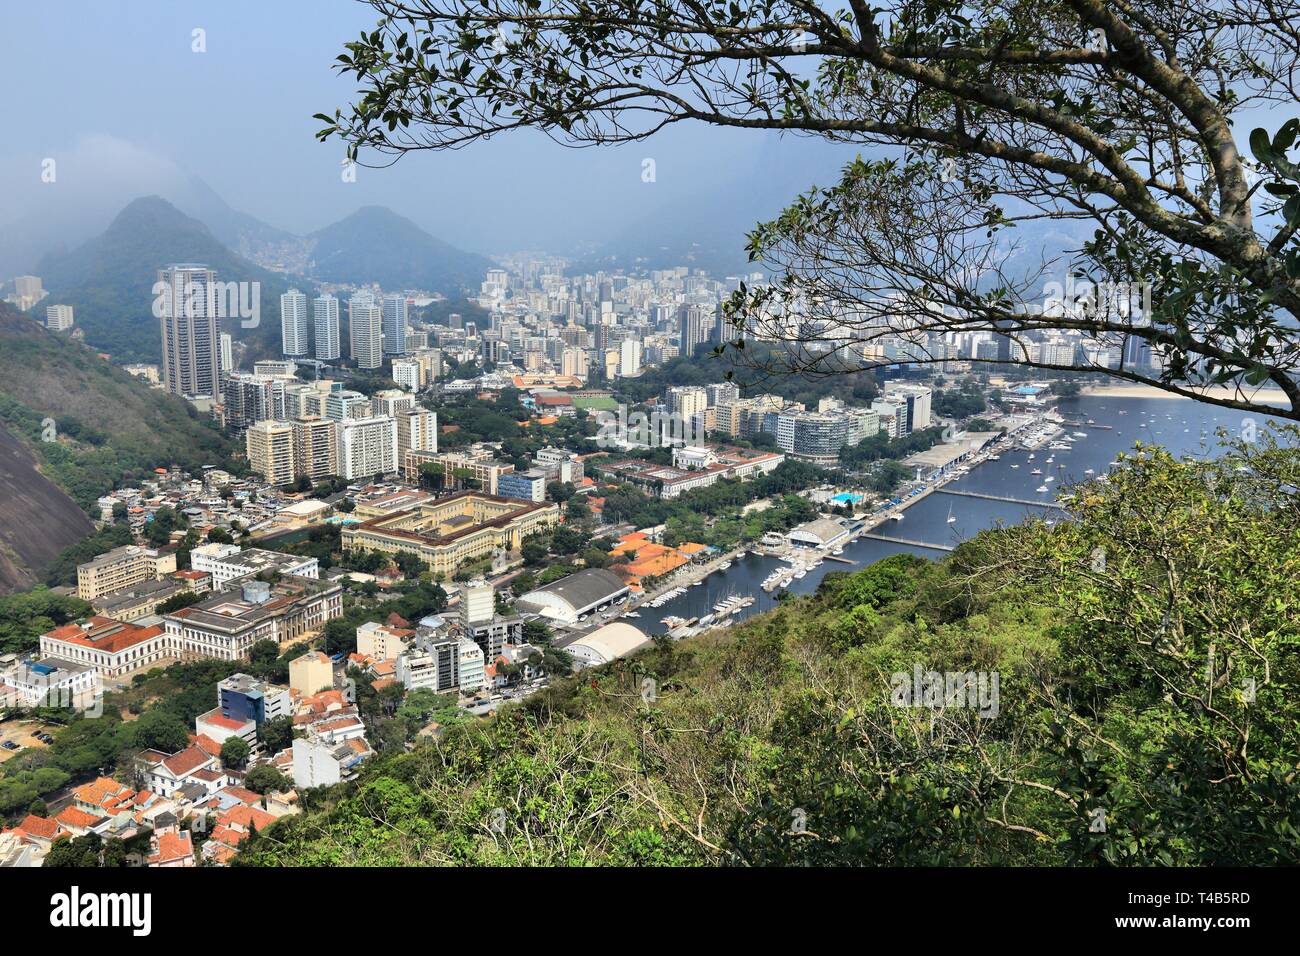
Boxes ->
[0,302,239,504]
[236,432,1300,867]
[35,196,303,365]
[309,206,493,294]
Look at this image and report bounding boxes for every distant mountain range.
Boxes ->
[25,193,493,367]
[307,205,494,293]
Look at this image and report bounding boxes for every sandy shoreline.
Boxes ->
[1081,384,1290,406]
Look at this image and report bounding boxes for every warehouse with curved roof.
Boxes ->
[563,621,650,667]
[515,568,630,624]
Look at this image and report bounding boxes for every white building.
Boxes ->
[281,288,309,356]
[336,415,399,480]
[349,295,383,369]
[45,304,73,331]
[189,544,319,588]
[314,295,341,361]
[392,358,422,392]
[564,622,651,668]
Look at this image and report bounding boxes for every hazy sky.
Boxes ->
[0,0,856,258]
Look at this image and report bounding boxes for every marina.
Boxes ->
[616,394,1287,639]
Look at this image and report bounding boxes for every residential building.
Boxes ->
[392,357,422,391]
[314,295,341,361]
[158,264,222,400]
[336,415,399,480]
[281,288,309,356]
[77,546,177,601]
[290,650,335,696]
[246,420,296,484]
[45,304,73,331]
[395,408,438,459]
[382,294,408,355]
[223,372,287,432]
[292,416,338,479]
[349,295,383,369]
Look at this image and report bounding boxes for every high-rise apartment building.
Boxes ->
[292,417,338,479]
[158,264,222,399]
[382,294,408,355]
[223,372,288,432]
[336,416,399,480]
[678,304,707,357]
[349,295,383,370]
[314,295,341,361]
[246,420,296,485]
[281,289,309,356]
[395,409,438,458]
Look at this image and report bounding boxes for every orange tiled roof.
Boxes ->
[161,746,213,777]
[17,814,60,840]
[56,806,104,830]
[150,829,194,865]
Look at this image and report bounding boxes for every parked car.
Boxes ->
[1,741,20,751]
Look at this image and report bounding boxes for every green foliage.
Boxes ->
[221,736,252,769]
[244,764,290,794]
[0,589,91,654]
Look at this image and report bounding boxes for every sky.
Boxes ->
[0,0,856,260]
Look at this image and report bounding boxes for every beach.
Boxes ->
[1081,384,1290,406]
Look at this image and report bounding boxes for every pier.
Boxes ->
[860,534,956,552]
[823,554,857,564]
[936,489,1066,509]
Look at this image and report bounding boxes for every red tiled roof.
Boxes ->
[17,815,60,840]
[150,829,194,865]
[42,617,164,654]
[161,746,213,777]
[56,806,104,830]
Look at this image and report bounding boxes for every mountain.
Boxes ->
[308,206,494,295]
[175,177,313,274]
[35,196,303,366]
[0,301,238,594]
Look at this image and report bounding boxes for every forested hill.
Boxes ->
[0,302,237,592]
[35,196,300,365]
[237,432,1300,866]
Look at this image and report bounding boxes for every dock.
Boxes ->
[823,554,856,564]
[860,534,956,552]
[936,489,1066,509]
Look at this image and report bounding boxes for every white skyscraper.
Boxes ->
[349,295,383,370]
[281,288,309,356]
[382,294,408,355]
[314,295,341,361]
